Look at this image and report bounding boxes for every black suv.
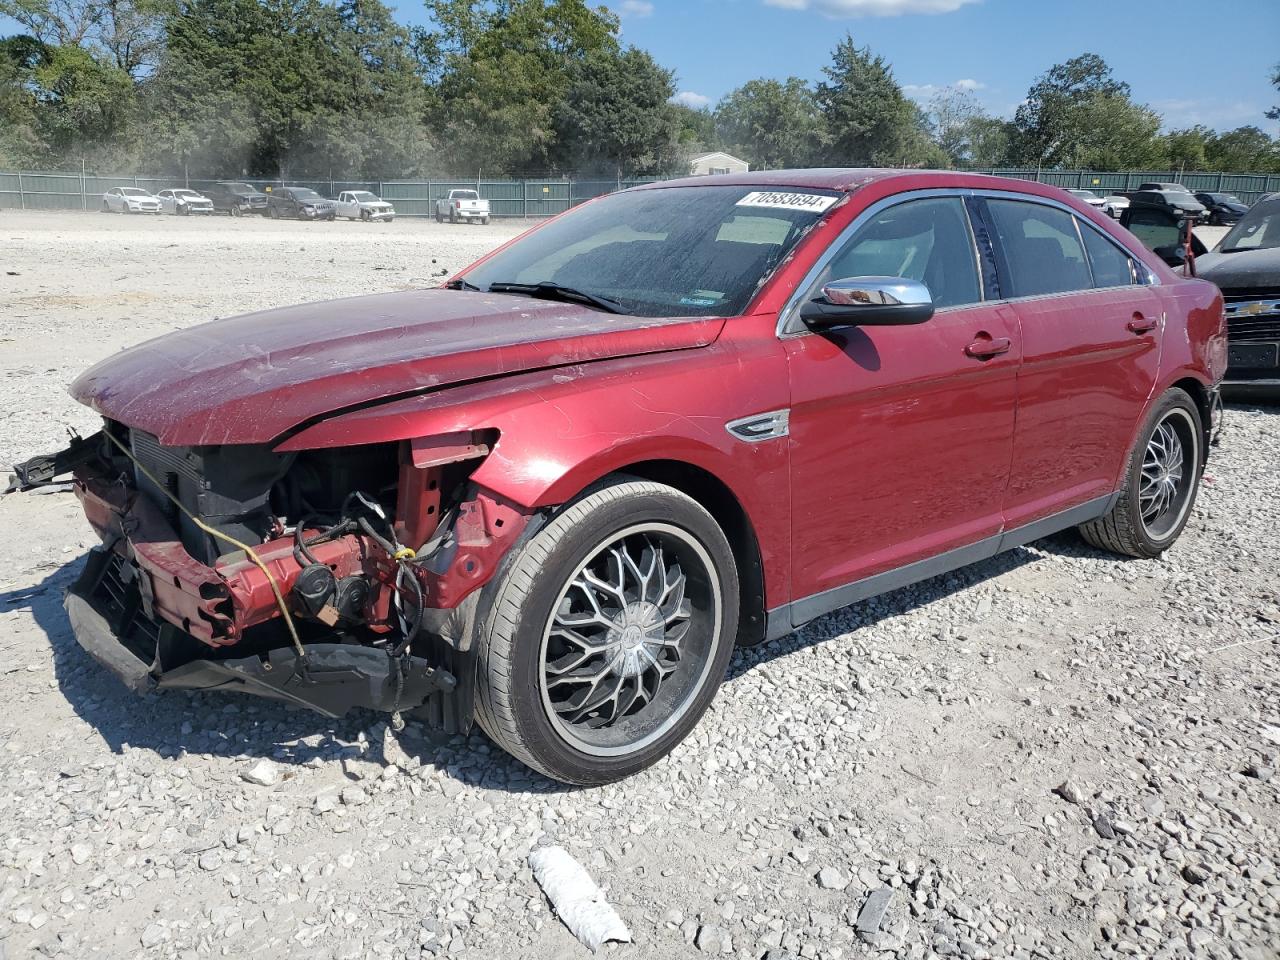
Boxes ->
[205,181,269,217]
[1128,189,1209,223]
[1194,192,1250,226]
[265,187,337,221]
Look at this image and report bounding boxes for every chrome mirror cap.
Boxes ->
[821,276,932,308]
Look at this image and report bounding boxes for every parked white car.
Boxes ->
[335,190,395,222]
[102,187,161,214]
[157,188,214,216]
[1102,195,1130,219]
[435,189,490,224]
[1066,188,1108,210]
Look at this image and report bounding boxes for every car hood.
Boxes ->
[71,289,725,447]
[1197,247,1280,289]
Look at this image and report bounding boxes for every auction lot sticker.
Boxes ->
[736,191,839,213]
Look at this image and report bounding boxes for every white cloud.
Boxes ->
[671,91,711,109]
[903,79,987,102]
[764,0,978,17]
[618,0,654,16]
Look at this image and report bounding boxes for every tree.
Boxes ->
[1012,53,1155,166]
[145,0,432,178]
[552,46,680,176]
[1164,126,1212,171]
[670,100,716,157]
[1268,62,1278,122]
[1205,126,1280,173]
[815,37,922,166]
[1070,90,1164,169]
[0,36,46,165]
[425,0,620,174]
[715,77,824,170]
[921,86,1012,166]
[0,0,163,77]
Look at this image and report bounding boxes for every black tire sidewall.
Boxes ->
[481,485,739,785]
[1121,389,1203,554]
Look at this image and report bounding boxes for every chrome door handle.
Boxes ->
[1127,314,1158,334]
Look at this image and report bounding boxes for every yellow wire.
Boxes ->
[100,430,307,660]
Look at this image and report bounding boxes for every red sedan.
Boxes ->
[10,169,1227,785]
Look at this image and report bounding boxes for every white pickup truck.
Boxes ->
[435,189,490,225]
[335,190,395,222]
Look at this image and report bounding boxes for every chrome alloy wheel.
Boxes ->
[1139,408,1198,539]
[538,523,722,757]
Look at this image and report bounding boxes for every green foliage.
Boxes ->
[2,9,1278,179]
[1013,53,1129,165]
[715,77,824,170]
[815,36,924,166]
[552,46,680,176]
[146,0,432,177]
[1268,63,1278,122]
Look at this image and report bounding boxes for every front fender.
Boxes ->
[277,327,794,606]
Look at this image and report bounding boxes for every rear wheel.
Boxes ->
[474,479,739,785]
[1079,388,1203,558]
[101,200,109,213]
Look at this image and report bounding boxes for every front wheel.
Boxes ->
[474,479,740,785]
[1079,388,1203,558]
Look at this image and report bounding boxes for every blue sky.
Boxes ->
[606,0,1280,133]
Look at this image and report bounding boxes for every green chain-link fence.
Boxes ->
[1,168,1277,216]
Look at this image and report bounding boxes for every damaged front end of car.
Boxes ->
[8,423,537,730]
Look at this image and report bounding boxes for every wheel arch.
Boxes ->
[1165,374,1213,458]
[610,459,767,647]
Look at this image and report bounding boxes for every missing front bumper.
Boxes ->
[65,547,463,720]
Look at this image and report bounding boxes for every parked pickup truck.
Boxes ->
[435,189,490,224]
[335,190,395,222]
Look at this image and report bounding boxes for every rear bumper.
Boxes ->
[65,546,459,718]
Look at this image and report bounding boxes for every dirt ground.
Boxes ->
[0,211,1276,960]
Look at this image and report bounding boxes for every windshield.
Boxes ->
[1220,198,1280,253]
[122,188,148,197]
[1069,190,1098,199]
[349,191,377,202]
[459,185,838,318]
[290,188,322,201]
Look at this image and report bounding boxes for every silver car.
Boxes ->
[157,188,214,216]
[102,187,162,214]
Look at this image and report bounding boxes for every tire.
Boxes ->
[101,201,109,213]
[179,204,189,216]
[450,209,457,224]
[360,210,370,222]
[482,217,490,226]
[267,205,278,219]
[435,211,443,223]
[230,205,243,218]
[1079,388,1203,559]
[474,478,740,785]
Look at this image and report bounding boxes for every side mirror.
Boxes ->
[800,277,934,330]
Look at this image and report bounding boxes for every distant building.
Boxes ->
[690,152,750,177]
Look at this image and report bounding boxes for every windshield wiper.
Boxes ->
[488,281,624,314]
[445,277,481,291]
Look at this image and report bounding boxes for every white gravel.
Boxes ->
[0,211,1277,960]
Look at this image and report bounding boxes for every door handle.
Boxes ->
[965,336,1012,359]
[1127,314,1158,334]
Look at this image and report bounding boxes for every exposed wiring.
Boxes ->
[100,429,308,663]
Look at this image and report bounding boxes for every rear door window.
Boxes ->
[986,199,1093,298]
[1078,223,1135,288]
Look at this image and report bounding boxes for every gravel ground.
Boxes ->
[1,212,1277,960]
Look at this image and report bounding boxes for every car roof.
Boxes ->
[633,168,1101,205]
